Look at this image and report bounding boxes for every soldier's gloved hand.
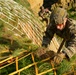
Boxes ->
[42,43,48,47]
[34,46,48,58]
[53,52,66,65]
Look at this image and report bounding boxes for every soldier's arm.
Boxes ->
[63,34,76,58]
[42,24,55,47]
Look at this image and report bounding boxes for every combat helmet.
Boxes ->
[50,7,68,25]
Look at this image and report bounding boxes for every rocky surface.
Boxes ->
[27,0,76,13]
[27,0,43,14]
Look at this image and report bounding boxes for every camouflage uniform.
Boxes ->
[42,7,76,59]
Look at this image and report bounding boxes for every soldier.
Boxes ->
[39,6,51,26]
[42,7,76,65]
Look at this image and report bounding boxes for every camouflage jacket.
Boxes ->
[42,18,76,58]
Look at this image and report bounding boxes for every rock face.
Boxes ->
[28,0,76,13]
[58,0,76,9]
[27,0,43,14]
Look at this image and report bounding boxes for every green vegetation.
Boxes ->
[57,55,76,75]
[68,8,76,20]
[38,62,54,75]
[0,26,38,75]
